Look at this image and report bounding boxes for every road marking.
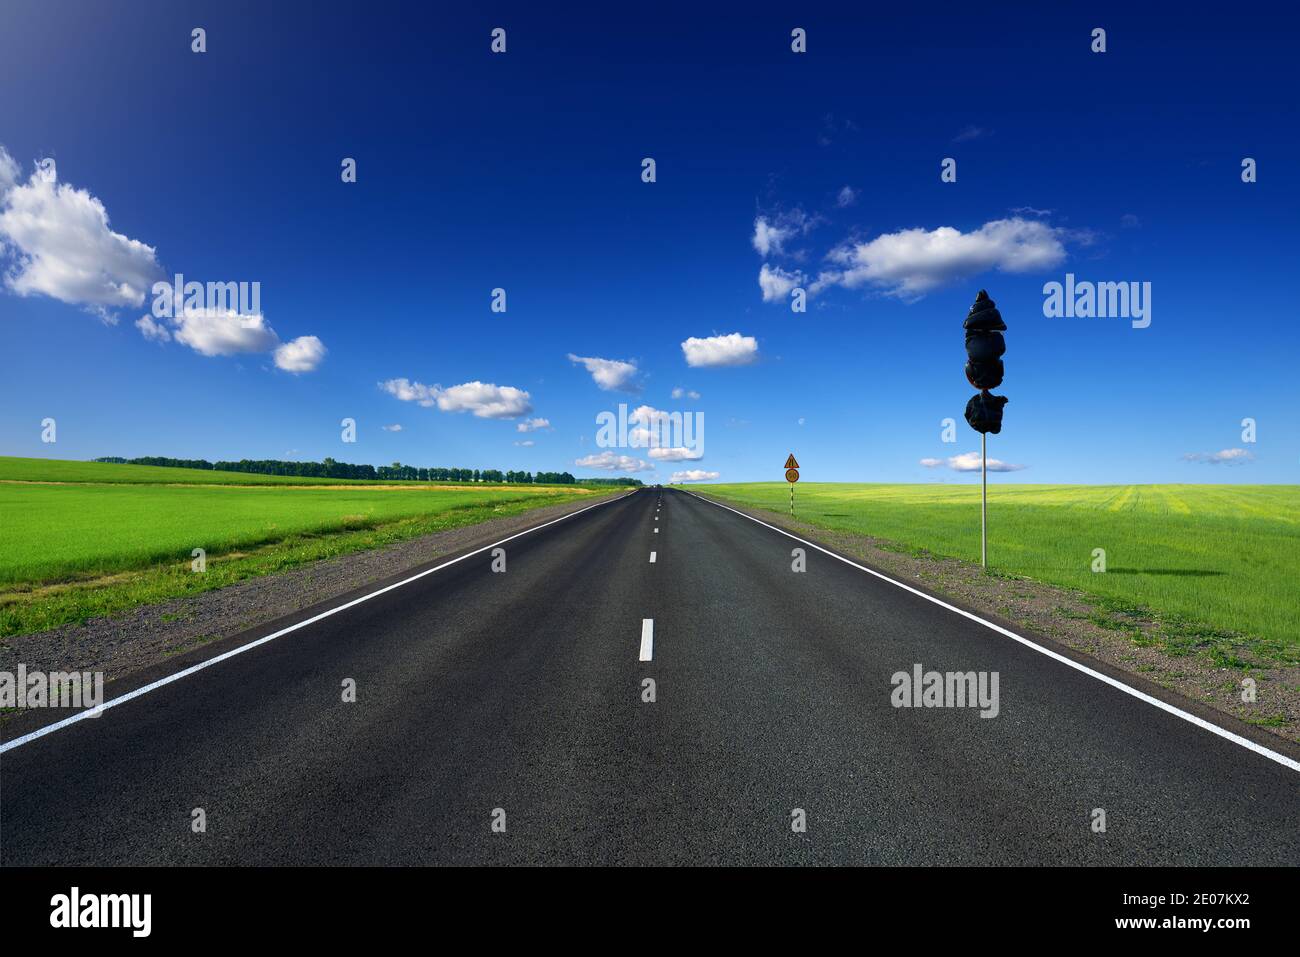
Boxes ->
[640,618,654,661]
[686,491,1300,775]
[654,528,659,533]
[0,490,638,755]
[649,551,657,563]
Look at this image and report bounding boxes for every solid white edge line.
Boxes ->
[685,490,1300,775]
[0,489,639,755]
[640,618,654,662]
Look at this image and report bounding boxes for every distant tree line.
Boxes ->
[91,456,642,486]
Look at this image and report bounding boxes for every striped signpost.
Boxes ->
[785,453,800,515]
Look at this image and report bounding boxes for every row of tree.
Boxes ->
[92,456,642,487]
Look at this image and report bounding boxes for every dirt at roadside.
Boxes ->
[0,491,624,691]
[695,493,1300,747]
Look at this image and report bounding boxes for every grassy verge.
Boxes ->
[0,490,604,638]
[695,482,1299,666]
[0,481,594,586]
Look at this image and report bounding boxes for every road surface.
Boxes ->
[2,488,1297,865]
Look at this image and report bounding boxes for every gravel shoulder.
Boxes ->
[694,490,1300,747]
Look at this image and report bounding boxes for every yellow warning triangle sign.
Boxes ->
[784,454,800,470]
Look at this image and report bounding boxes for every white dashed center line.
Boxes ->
[649,551,657,563]
[639,619,654,661]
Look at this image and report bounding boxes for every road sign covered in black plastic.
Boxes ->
[964,289,1008,434]
[964,391,1009,434]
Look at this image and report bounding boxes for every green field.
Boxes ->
[0,456,580,487]
[0,482,584,587]
[698,483,1300,657]
[0,458,607,636]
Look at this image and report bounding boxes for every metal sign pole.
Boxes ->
[790,481,794,516]
[981,432,988,569]
[964,289,1004,573]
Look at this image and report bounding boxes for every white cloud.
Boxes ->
[836,185,858,207]
[671,469,719,482]
[516,417,551,432]
[671,387,701,400]
[1183,448,1254,465]
[0,147,324,368]
[752,216,791,257]
[929,451,1027,472]
[648,446,703,461]
[627,405,703,453]
[0,149,18,193]
[626,404,671,447]
[135,314,171,343]
[435,381,534,418]
[171,309,280,356]
[274,335,327,373]
[435,382,533,418]
[379,378,439,406]
[797,417,806,426]
[380,379,533,419]
[575,451,654,472]
[812,217,1067,299]
[382,424,403,432]
[567,353,640,392]
[953,125,990,142]
[0,149,163,322]
[629,404,669,424]
[514,439,535,447]
[751,209,816,257]
[134,304,326,371]
[758,263,805,302]
[681,332,759,368]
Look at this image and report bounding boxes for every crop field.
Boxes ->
[0,457,606,636]
[697,483,1300,654]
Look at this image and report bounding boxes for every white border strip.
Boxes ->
[687,490,1300,774]
[0,490,637,754]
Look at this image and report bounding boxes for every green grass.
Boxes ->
[0,482,590,587]
[697,483,1300,659]
[0,455,603,488]
[0,458,610,637]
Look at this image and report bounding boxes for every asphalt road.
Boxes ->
[2,487,1297,865]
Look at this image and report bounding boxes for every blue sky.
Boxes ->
[1,1,1296,484]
